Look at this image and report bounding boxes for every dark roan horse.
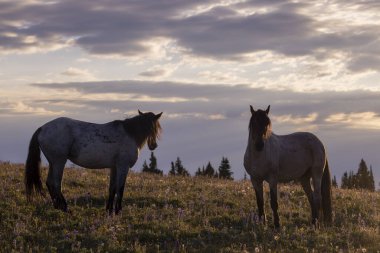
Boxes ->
[244,105,332,228]
[25,110,162,214]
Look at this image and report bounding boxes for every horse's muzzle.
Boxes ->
[148,142,157,150]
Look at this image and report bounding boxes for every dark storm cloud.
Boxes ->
[1,0,380,71]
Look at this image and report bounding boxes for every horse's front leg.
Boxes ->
[268,178,280,228]
[106,167,117,215]
[114,166,130,215]
[251,178,266,224]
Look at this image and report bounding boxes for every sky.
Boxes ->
[1,0,380,185]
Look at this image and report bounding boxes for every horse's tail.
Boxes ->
[321,159,333,224]
[25,127,44,200]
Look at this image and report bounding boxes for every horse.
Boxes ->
[25,110,162,214]
[244,105,332,228]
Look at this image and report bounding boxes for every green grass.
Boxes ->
[1,163,379,252]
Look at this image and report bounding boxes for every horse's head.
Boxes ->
[138,110,162,150]
[248,105,271,152]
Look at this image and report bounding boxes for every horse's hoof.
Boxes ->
[106,208,114,216]
[312,219,320,230]
[59,202,68,212]
[260,215,266,224]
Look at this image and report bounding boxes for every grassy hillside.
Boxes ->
[1,163,379,252]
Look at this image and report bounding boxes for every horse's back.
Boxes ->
[39,117,91,146]
[37,117,134,168]
[281,132,325,152]
[277,132,326,181]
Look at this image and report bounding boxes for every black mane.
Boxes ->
[121,114,161,149]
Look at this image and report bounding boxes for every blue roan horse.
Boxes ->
[25,110,162,214]
[244,106,332,228]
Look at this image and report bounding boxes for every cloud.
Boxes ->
[198,70,247,83]
[61,67,93,78]
[167,112,226,120]
[31,80,380,128]
[272,113,318,124]
[0,101,65,116]
[76,57,92,63]
[347,54,380,73]
[1,0,380,73]
[272,113,318,131]
[139,69,168,78]
[325,112,380,130]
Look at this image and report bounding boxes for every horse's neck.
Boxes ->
[122,118,148,148]
[248,133,278,157]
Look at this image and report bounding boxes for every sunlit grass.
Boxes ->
[1,163,379,252]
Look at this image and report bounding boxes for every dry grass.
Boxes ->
[1,162,379,252]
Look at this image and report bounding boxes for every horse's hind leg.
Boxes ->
[300,176,317,225]
[46,160,68,212]
[311,176,322,228]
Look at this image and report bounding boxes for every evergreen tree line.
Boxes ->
[141,152,233,180]
[331,158,376,192]
[340,159,375,191]
[195,157,233,180]
[142,154,377,188]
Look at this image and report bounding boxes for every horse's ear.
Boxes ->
[266,105,270,114]
[138,110,143,115]
[155,112,163,120]
[250,105,255,114]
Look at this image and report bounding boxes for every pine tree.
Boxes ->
[243,172,247,181]
[357,159,369,189]
[141,160,150,173]
[175,157,190,177]
[142,152,163,175]
[348,171,356,189]
[218,157,233,180]
[149,152,158,171]
[169,161,176,176]
[353,159,376,191]
[341,172,348,189]
[369,166,375,192]
[332,175,338,188]
[204,162,215,177]
[195,167,203,176]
